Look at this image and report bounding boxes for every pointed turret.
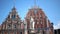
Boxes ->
[32,0,39,9]
[12,6,16,11]
[6,6,20,20]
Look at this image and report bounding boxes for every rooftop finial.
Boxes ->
[12,0,16,10]
[12,0,16,12]
[33,0,39,9]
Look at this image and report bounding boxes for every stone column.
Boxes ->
[24,20,28,34]
[46,17,49,34]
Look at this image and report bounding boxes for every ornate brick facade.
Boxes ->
[0,7,24,34]
[0,6,53,34]
[25,7,54,34]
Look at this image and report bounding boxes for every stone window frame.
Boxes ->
[8,23,11,29]
[13,24,17,29]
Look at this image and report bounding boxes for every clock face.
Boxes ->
[34,9,37,14]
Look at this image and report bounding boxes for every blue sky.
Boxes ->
[0,0,60,29]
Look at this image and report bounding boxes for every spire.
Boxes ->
[12,0,16,10]
[12,6,16,11]
[32,0,39,9]
[12,0,16,12]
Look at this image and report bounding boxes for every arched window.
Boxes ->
[14,24,17,29]
[8,24,11,29]
[12,15,16,19]
[20,32,22,34]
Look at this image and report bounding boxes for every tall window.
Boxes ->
[12,15,16,19]
[14,24,17,29]
[8,24,11,29]
[43,31,46,34]
[20,32,22,34]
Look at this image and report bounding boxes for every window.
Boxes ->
[8,24,11,29]
[14,24,16,28]
[43,31,46,34]
[20,32,22,34]
[12,15,16,19]
[8,25,10,27]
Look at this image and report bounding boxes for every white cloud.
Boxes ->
[54,21,60,29]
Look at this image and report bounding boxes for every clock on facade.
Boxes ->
[34,9,37,14]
